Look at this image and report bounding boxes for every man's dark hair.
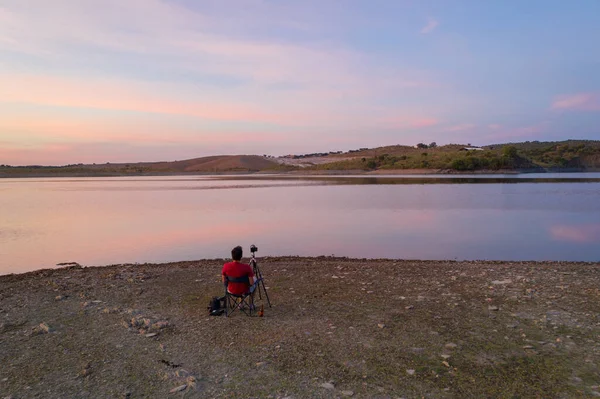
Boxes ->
[231,246,243,261]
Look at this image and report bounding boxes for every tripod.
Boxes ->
[249,248,271,308]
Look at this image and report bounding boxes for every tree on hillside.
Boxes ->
[429,142,437,148]
[416,143,428,149]
[503,145,518,159]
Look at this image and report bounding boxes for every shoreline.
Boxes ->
[1,258,599,397]
[3,257,599,278]
[2,167,600,179]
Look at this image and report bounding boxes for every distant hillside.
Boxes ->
[303,140,600,172]
[2,140,600,177]
[0,155,280,177]
[133,155,278,173]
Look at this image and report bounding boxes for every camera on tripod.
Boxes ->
[250,244,258,253]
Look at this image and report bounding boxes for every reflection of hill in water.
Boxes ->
[216,175,600,185]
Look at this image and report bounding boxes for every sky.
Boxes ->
[0,0,599,165]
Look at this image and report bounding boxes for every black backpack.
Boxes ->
[208,296,225,316]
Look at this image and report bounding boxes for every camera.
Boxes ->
[250,244,258,253]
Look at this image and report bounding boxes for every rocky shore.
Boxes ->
[1,258,599,398]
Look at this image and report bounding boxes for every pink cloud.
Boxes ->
[411,118,439,128]
[551,93,600,111]
[488,124,501,129]
[0,74,288,124]
[420,17,439,34]
[550,224,600,243]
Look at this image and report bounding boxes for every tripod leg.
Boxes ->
[260,278,272,307]
[254,264,272,307]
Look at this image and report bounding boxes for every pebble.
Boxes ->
[175,369,190,377]
[488,305,499,311]
[169,384,187,393]
[256,362,267,367]
[39,322,53,333]
[491,280,512,285]
[320,382,335,390]
[522,345,534,349]
[441,354,451,359]
[377,323,385,329]
[152,321,170,330]
[442,361,450,368]
[445,343,458,349]
[405,305,414,310]
[145,333,158,338]
[341,390,354,397]
[186,376,197,389]
[406,369,415,375]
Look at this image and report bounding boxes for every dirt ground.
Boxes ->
[1,258,599,398]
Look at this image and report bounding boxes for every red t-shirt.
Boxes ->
[222,261,254,295]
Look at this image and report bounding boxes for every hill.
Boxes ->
[2,140,600,177]
[300,140,600,172]
[0,155,282,177]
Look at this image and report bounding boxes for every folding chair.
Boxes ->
[224,275,257,317]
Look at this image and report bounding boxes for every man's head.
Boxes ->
[231,246,243,261]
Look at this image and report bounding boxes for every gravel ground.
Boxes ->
[1,258,599,398]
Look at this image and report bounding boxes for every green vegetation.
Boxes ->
[310,140,600,172]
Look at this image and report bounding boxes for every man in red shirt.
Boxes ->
[222,246,255,296]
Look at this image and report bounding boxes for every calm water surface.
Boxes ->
[1,174,600,274]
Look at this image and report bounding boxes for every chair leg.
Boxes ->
[224,293,255,317]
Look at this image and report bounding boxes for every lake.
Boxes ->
[1,174,600,275]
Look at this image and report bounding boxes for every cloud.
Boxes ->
[0,1,436,97]
[551,93,600,111]
[420,17,439,34]
[444,123,475,132]
[411,118,439,128]
[488,124,502,129]
[550,224,600,243]
[0,1,450,165]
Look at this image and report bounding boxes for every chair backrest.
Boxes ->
[225,275,250,286]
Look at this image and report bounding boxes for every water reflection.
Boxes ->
[1,175,599,274]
